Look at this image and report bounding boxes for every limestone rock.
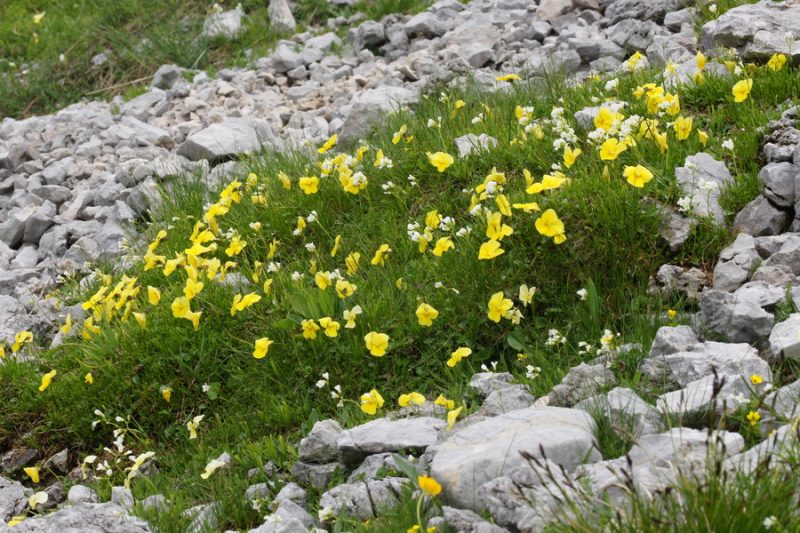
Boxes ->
[337,417,445,466]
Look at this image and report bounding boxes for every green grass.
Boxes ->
[0,55,798,531]
[0,0,433,119]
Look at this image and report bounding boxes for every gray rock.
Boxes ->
[0,205,36,248]
[337,417,445,466]
[768,314,800,361]
[761,380,800,425]
[42,449,69,474]
[712,233,759,291]
[454,134,498,158]
[269,0,296,33]
[404,12,454,38]
[203,7,243,39]
[734,195,788,236]
[750,264,796,286]
[177,118,277,161]
[319,477,407,519]
[675,152,734,225]
[339,86,419,143]
[272,44,305,73]
[699,288,775,344]
[657,373,755,417]
[298,419,343,464]
[0,476,30,522]
[1,448,39,474]
[152,64,183,90]
[468,372,515,398]
[111,485,134,511]
[290,461,340,490]
[651,264,707,300]
[183,502,219,533]
[605,0,683,25]
[67,484,99,505]
[576,387,662,436]
[274,482,307,507]
[7,502,152,532]
[346,453,405,483]
[244,482,272,503]
[305,32,341,52]
[351,21,386,50]
[759,162,798,207]
[549,363,617,407]
[725,424,797,475]
[701,1,800,62]
[441,505,507,533]
[648,326,699,358]
[477,385,535,416]
[429,407,600,510]
[29,185,72,205]
[658,205,692,253]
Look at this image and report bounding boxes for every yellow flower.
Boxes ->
[301,319,320,340]
[331,234,342,257]
[315,271,333,290]
[599,138,628,161]
[319,317,341,337]
[187,414,204,440]
[28,491,48,510]
[318,134,337,154]
[767,53,787,72]
[299,176,320,194]
[696,51,706,71]
[12,331,33,353]
[673,116,693,141]
[447,347,471,367]
[594,107,623,132]
[60,314,73,335]
[535,209,565,238]
[200,457,227,479]
[147,286,161,306]
[38,370,56,392]
[370,244,392,266]
[667,309,677,321]
[495,73,520,82]
[360,389,385,415]
[495,194,512,217]
[563,145,582,168]
[485,211,513,241]
[746,410,761,426]
[7,515,25,526]
[225,235,246,257]
[278,171,292,190]
[487,292,513,323]
[253,337,273,358]
[512,202,540,212]
[697,130,709,146]
[418,475,442,496]
[343,305,362,328]
[750,374,764,385]
[426,151,454,173]
[478,240,504,260]
[435,394,455,410]
[133,312,147,328]
[623,165,654,188]
[416,303,439,327]
[231,293,262,316]
[398,392,426,407]
[432,237,454,257]
[392,125,407,145]
[32,11,45,24]
[161,386,172,402]
[447,406,463,430]
[732,79,753,102]
[183,277,204,299]
[23,466,39,484]
[335,279,357,299]
[519,284,536,306]
[345,252,361,275]
[424,209,441,229]
[85,372,94,384]
[171,296,190,318]
[364,331,390,356]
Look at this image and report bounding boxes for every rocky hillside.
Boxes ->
[1,0,800,531]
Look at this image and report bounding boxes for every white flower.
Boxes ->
[202,383,210,393]
[604,79,619,91]
[763,516,777,529]
[305,242,316,252]
[318,506,335,522]
[546,329,566,346]
[525,365,541,379]
[577,288,588,301]
[677,196,693,213]
[291,271,303,281]
[471,113,484,124]
[709,4,717,13]
[306,210,318,223]
[456,226,471,237]
[267,261,281,273]
[722,139,734,151]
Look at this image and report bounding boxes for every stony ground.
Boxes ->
[2,0,800,531]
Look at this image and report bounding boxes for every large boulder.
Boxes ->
[428,407,600,510]
[339,86,419,143]
[177,118,277,162]
[337,417,444,466]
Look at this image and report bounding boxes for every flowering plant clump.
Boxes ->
[1,47,798,532]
